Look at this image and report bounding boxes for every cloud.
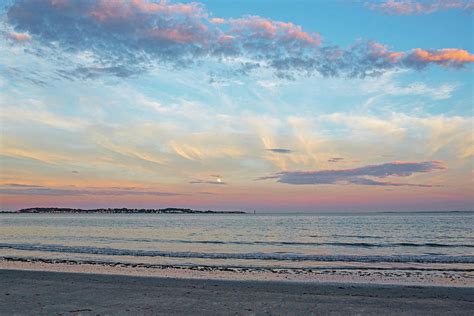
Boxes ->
[404,48,474,68]
[3,183,43,188]
[0,106,88,131]
[267,148,293,154]
[368,0,474,15]
[0,184,183,196]
[3,0,473,81]
[190,174,227,185]
[196,191,218,195]
[339,42,474,77]
[347,177,434,187]
[222,15,321,57]
[5,0,211,76]
[259,161,446,186]
[169,139,243,161]
[7,31,31,41]
[210,17,225,24]
[328,157,344,163]
[379,82,457,99]
[189,180,227,185]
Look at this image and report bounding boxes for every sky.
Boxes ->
[0,0,473,212]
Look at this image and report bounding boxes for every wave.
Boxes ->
[247,241,474,248]
[309,235,385,239]
[1,242,473,264]
[4,235,472,248]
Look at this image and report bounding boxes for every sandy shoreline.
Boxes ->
[1,258,473,287]
[1,268,473,315]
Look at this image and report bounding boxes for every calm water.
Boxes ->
[1,213,473,272]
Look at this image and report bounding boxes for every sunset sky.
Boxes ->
[0,0,473,212]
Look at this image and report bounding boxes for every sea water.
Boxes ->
[0,212,473,272]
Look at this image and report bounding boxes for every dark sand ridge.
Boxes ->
[1,269,473,315]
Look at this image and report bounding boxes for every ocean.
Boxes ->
[1,212,473,273]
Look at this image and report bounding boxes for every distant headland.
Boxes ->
[11,207,246,214]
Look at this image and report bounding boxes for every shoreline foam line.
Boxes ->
[1,243,473,264]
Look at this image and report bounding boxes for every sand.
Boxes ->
[1,258,473,287]
[1,268,473,315]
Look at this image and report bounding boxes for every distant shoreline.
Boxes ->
[3,207,246,214]
[1,209,472,214]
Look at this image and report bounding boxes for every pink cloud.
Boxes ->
[405,48,474,67]
[367,41,404,63]
[89,0,205,22]
[348,42,474,74]
[147,27,207,44]
[229,16,321,46]
[368,0,474,15]
[131,0,203,15]
[8,32,31,41]
[5,0,474,79]
[210,17,225,24]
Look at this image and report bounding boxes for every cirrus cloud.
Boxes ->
[189,180,227,185]
[0,183,184,196]
[368,0,474,15]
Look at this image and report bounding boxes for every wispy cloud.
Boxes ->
[190,174,227,185]
[267,148,293,154]
[0,184,183,196]
[328,157,344,163]
[3,0,473,82]
[368,0,474,15]
[258,161,446,186]
[189,180,227,185]
[2,183,43,188]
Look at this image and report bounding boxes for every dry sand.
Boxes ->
[1,268,473,315]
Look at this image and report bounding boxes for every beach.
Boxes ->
[1,213,473,314]
[1,258,473,287]
[1,268,473,315]
[2,0,472,314]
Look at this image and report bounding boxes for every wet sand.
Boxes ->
[1,269,473,315]
[1,258,473,287]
